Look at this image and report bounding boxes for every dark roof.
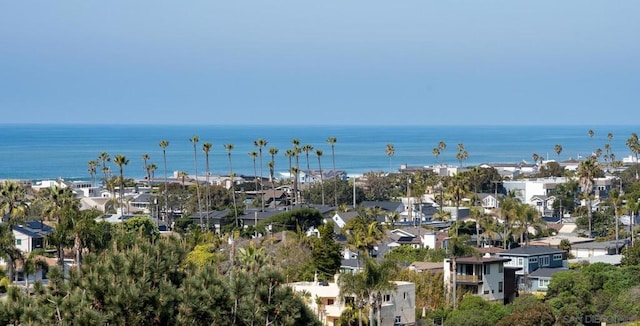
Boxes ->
[361,201,404,212]
[499,245,565,256]
[572,239,629,249]
[455,256,511,264]
[190,209,230,220]
[529,267,568,278]
[13,221,54,238]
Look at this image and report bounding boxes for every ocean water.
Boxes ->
[0,124,638,181]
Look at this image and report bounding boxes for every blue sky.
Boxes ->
[1,1,638,125]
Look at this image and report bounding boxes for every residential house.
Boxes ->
[570,239,628,258]
[477,193,502,210]
[529,195,555,215]
[13,221,54,253]
[444,255,518,303]
[288,276,416,326]
[527,267,568,292]
[498,246,567,291]
[189,209,231,233]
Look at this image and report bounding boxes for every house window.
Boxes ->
[15,239,21,246]
[530,257,538,263]
[517,258,523,266]
[541,256,550,266]
[404,292,407,300]
[539,279,550,288]
[498,282,503,293]
[484,264,491,275]
[384,294,391,302]
[327,299,334,305]
[553,254,563,261]
[498,263,504,273]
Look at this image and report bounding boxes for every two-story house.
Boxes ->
[498,246,568,291]
[444,256,518,304]
[288,276,416,326]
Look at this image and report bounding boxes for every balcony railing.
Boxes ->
[456,274,482,283]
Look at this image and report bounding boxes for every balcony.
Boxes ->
[456,274,482,284]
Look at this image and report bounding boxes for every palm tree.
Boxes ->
[316,149,325,206]
[284,149,295,208]
[291,139,301,205]
[0,180,28,225]
[456,143,469,167]
[553,144,562,161]
[147,163,157,182]
[202,142,213,212]
[588,129,595,154]
[98,152,111,185]
[626,133,640,179]
[141,153,150,185]
[254,138,268,211]
[432,147,441,164]
[224,144,238,227]
[578,157,599,237]
[302,144,314,204]
[159,140,170,222]
[87,160,98,187]
[327,136,338,207]
[114,154,129,214]
[190,135,203,227]
[447,173,468,234]
[532,153,539,165]
[268,147,279,207]
[385,143,395,172]
[338,258,397,326]
[0,223,20,283]
[249,150,258,194]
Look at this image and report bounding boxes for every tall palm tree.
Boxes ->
[0,180,29,225]
[588,129,595,154]
[98,152,111,185]
[225,144,238,227]
[316,149,325,206]
[202,142,213,212]
[268,147,279,181]
[432,147,441,164]
[456,143,469,167]
[147,163,157,183]
[437,141,447,164]
[554,144,563,161]
[190,135,203,227]
[87,160,98,187]
[254,138,268,211]
[532,153,540,165]
[447,173,468,234]
[159,140,170,221]
[327,136,338,207]
[141,153,150,185]
[626,133,640,179]
[268,161,276,208]
[285,149,295,208]
[249,150,258,194]
[268,147,279,207]
[291,139,301,205]
[578,157,599,237]
[114,154,129,214]
[385,143,395,172]
[0,223,20,283]
[302,144,314,203]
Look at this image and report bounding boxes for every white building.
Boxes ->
[288,276,416,326]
